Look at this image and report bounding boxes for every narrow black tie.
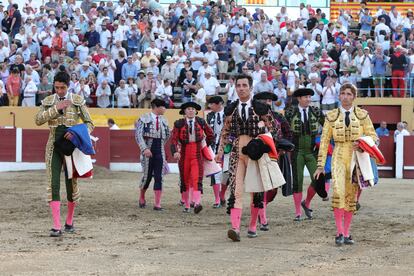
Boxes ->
[241,103,247,122]
[189,120,193,135]
[303,109,310,134]
[345,111,350,127]
[217,113,221,125]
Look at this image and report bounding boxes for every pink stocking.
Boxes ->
[333,208,344,236]
[258,195,267,225]
[66,201,76,226]
[305,185,316,208]
[139,188,146,204]
[154,190,162,208]
[344,211,353,237]
[183,191,190,208]
[230,208,242,231]
[293,192,302,216]
[193,190,201,205]
[249,204,260,232]
[189,187,194,204]
[212,184,221,204]
[49,201,61,230]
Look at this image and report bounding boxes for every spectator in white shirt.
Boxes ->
[358,47,374,97]
[200,70,220,96]
[273,82,287,111]
[226,76,238,103]
[74,78,91,99]
[394,122,410,142]
[155,79,173,102]
[96,80,112,108]
[21,76,37,107]
[307,73,323,108]
[114,79,132,108]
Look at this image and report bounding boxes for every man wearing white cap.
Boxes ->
[155,34,171,51]
[160,56,176,82]
[200,69,220,99]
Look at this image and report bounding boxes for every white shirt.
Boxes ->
[201,77,220,96]
[115,86,132,107]
[155,84,173,98]
[359,54,373,78]
[266,43,282,62]
[298,106,309,123]
[226,83,238,102]
[76,45,89,63]
[238,99,251,119]
[394,129,410,142]
[100,30,112,49]
[307,83,323,102]
[204,51,219,67]
[96,85,111,108]
[340,105,354,115]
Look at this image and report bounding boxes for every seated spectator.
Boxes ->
[376,121,390,138]
[200,69,220,99]
[394,122,410,142]
[181,70,197,103]
[253,72,273,95]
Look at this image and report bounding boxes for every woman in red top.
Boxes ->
[6,68,21,106]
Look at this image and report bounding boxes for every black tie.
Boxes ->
[189,120,193,135]
[241,103,247,122]
[217,113,221,125]
[303,109,309,134]
[59,97,65,101]
[345,111,350,127]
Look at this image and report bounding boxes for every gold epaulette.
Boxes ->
[41,95,56,106]
[325,108,341,122]
[354,107,368,120]
[71,94,86,106]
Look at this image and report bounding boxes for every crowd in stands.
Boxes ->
[0,0,413,111]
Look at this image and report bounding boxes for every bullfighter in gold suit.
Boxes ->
[35,72,94,237]
[315,83,377,246]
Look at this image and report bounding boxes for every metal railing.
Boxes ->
[356,76,414,98]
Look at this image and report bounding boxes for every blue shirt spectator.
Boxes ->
[372,53,389,75]
[122,58,138,80]
[376,121,390,137]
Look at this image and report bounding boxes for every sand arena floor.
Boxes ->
[0,167,413,275]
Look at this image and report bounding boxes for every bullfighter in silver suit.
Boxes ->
[135,99,170,211]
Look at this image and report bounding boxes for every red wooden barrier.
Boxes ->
[0,129,16,161]
[360,105,401,125]
[91,127,111,168]
[22,130,49,162]
[378,136,395,178]
[110,130,140,163]
[403,136,414,179]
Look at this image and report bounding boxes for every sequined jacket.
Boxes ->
[317,107,378,168]
[35,93,94,136]
[218,100,275,154]
[284,105,324,150]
